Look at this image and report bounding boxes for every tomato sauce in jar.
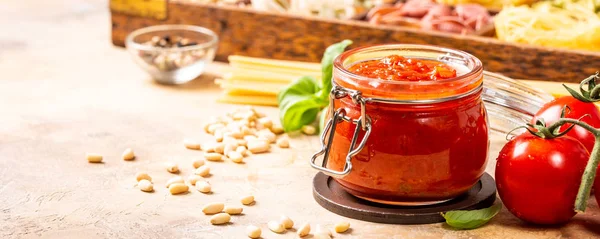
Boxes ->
[321,45,488,205]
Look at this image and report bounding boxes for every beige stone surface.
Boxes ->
[1,0,599,238]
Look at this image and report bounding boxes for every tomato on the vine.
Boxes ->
[495,133,589,225]
[533,96,600,152]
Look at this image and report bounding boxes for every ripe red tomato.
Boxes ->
[596,174,600,206]
[496,133,589,225]
[533,96,600,152]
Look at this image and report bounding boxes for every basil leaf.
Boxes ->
[278,76,322,132]
[317,39,353,100]
[442,203,502,230]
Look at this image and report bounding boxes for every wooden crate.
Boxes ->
[111,0,600,83]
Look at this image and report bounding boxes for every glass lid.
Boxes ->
[482,71,555,135]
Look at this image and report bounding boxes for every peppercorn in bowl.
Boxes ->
[125,25,218,84]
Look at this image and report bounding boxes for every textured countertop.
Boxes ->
[1,1,599,238]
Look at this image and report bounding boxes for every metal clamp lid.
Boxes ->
[309,85,372,178]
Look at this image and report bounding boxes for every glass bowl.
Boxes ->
[125,25,218,84]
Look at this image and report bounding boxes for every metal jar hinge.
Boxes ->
[309,85,372,178]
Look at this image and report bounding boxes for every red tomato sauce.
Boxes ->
[347,55,457,81]
[328,55,488,204]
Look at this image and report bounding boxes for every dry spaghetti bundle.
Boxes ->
[495,2,600,51]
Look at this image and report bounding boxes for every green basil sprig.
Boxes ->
[442,203,502,230]
[277,40,353,132]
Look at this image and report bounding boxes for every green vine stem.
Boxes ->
[544,118,600,212]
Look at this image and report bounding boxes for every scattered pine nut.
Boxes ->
[210,213,231,225]
[202,202,225,215]
[195,165,211,177]
[135,172,152,182]
[193,159,205,168]
[207,123,225,134]
[138,179,154,192]
[227,151,244,163]
[187,175,203,185]
[241,195,255,205]
[86,153,103,163]
[122,148,135,161]
[236,146,247,155]
[205,152,224,161]
[271,124,284,134]
[215,130,224,142]
[268,221,285,233]
[184,139,201,150]
[237,139,247,147]
[297,223,311,237]
[165,162,179,173]
[166,176,184,188]
[280,215,294,229]
[246,225,261,239]
[223,206,243,215]
[276,137,290,148]
[243,135,258,141]
[168,183,189,195]
[196,181,212,193]
[257,130,276,143]
[301,125,317,135]
[334,222,350,233]
[215,143,225,154]
[258,117,273,129]
[247,140,270,154]
[223,143,236,156]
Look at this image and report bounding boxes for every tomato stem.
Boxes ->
[547,118,600,212]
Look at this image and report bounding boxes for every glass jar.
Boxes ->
[311,44,489,205]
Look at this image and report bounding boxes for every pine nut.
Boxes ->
[271,124,284,134]
[207,123,225,134]
[297,223,311,237]
[210,213,230,225]
[236,139,246,147]
[166,162,179,173]
[223,206,243,215]
[135,172,152,182]
[214,143,225,154]
[268,221,285,233]
[196,181,211,193]
[334,222,350,233]
[240,195,255,205]
[122,148,135,161]
[184,139,201,150]
[301,125,317,135]
[243,135,258,141]
[215,130,224,142]
[168,183,188,195]
[223,143,236,156]
[86,153,103,163]
[193,159,205,168]
[205,152,224,161]
[202,202,225,215]
[246,225,261,239]
[138,179,154,192]
[247,140,270,154]
[258,117,273,129]
[187,175,202,185]
[276,137,290,148]
[195,165,211,177]
[236,146,247,155]
[224,131,243,139]
[280,215,294,229]
[257,130,276,143]
[241,126,252,135]
[166,176,184,188]
[227,151,244,163]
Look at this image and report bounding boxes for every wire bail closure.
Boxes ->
[309,85,372,178]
